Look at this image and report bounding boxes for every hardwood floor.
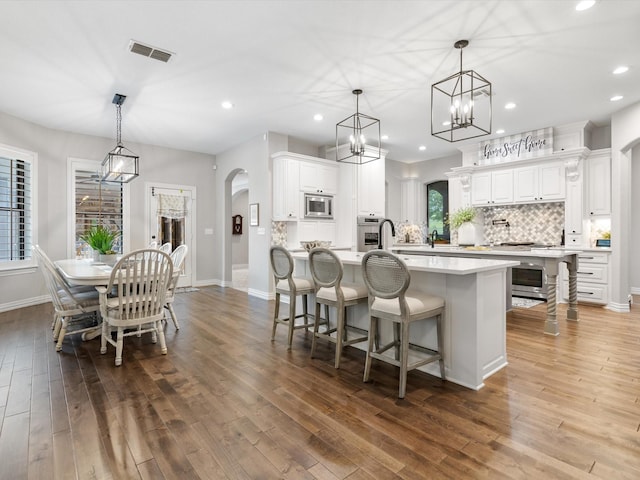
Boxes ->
[1,287,639,479]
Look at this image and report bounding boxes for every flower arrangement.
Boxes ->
[448,207,476,230]
[80,224,121,254]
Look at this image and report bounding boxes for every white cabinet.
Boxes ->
[272,156,300,221]
[357,158,385,217]
[561,250,610,305]
[564,179,583,246]
[514,162,565,203]
[299,161,337,194]
[297,220,336,242]
[471,170,513,205]
[400,178,424,224]
[586,151,611,216]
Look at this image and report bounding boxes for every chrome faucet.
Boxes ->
[377,219,396,249]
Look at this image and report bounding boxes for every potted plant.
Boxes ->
[449,207,477,246]
[80,224,121,265]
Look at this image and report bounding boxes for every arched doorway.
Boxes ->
[231,171,249,291]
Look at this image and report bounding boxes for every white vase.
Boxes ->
[457,222,476,246]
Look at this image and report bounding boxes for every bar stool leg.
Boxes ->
[363,316,377,383]
[271,292,281,341]
[437,314,445,380]
[302,294,310,332]
[399,321,410,399]
[287,294,296,349]
[335,305,345,369]
[311,301,322,358]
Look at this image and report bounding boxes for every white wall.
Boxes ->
[630,144,640,292]
[0,110,216,311]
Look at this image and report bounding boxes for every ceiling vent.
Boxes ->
[128,40,173,63]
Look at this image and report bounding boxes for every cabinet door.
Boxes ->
[272,157,299,220]
[357,159,385,216]
[538,162,565,200]
[491,170,514,204]
[565,180,582,235]
[587,154,611,215]
[471,172,491,205]
[318,165,337,194]
[299,162,337,194]
[299,162,320,192]
[513,166,538,202]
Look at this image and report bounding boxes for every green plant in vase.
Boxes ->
[80,225,121,264]
[448,207,477,246]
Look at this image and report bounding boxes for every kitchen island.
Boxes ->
[392,245,581,336]
[292,251,520,390]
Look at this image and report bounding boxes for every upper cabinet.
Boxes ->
[299,162,337,194]
[272,156,300,221]
[357,158,385,217]
[400,178,424,224]
[513,162,565,203]
[586,150,611,216]
[471,170,513,205]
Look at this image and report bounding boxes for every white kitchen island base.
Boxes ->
[292,251,519,390]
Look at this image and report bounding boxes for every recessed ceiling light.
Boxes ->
[221,101,234,109]
[419,145,426,151]
[613,65,629,75]
[381,134,389,140]
[610,95,623,102]
[313,113,323,121]
[505,102,516,110]
[496,129,505,134]
[575,0,595,11]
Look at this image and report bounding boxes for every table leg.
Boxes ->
[566,258,579,321]
[81,326,102,341]
[544,273,559,336]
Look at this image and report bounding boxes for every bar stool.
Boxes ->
[361,250,445,399]
[270,246,315,349]
[308,248,368,368]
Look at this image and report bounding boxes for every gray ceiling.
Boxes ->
[1,0,639,163]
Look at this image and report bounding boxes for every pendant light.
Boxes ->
[101,93,139,183]
[335,89,380,164]
[431,40,492,142]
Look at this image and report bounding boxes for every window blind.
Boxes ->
[0,156,32,261]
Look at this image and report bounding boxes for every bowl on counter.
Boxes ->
[300,240,332,251]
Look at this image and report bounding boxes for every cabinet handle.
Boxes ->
[578,272,593,275]
[578,291,594,295]
[581,256,594,260]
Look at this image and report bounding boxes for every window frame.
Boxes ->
[67,157,131,259]
[426,179,450,242]
[0,143,38,273]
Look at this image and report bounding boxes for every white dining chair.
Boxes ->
[98,248,173,366]
[33,245,101,352]
[164,244,188,329]
[159,242,172,254]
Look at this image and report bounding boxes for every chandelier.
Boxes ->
[431,40,492,142]
[335,89,380,164]
[101,93,139,183]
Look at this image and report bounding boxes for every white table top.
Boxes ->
[56,258,114,285]
[291,250,520,275]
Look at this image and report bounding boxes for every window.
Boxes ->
[70,159,127,258]
[0,144,36,269]
[427,180,449,241]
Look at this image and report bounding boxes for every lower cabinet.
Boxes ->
[561,250,610,304]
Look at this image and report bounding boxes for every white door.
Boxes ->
[147,183,195,288]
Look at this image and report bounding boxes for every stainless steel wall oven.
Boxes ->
[357,216,383,252]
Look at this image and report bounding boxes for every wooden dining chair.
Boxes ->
[159,242,172,254]
[164,244,188,329]
[98,248,173,366]
[361,250,445,398]
[32,245,101,352]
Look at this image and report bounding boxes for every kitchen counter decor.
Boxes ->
[449,206,477,246]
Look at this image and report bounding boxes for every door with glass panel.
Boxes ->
[147,184,193,288]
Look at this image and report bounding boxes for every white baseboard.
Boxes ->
[605,301,631,313]
[248,288,273,301]
[0,295,50,314]
[630,287,640,295]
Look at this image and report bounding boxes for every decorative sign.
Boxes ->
[478,127,553,165]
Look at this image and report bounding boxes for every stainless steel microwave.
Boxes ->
[304,193,333,219]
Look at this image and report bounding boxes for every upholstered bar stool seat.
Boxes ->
[309,248,368,369]
[270,246,316,349]
[361,249,445,399]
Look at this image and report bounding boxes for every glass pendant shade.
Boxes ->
[101,94,139,183]
[431,40,492,142]
[336,89,380,164]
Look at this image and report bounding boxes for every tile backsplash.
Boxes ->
[481,202,564,246]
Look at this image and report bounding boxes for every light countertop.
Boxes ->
[291,250,520,275]
[392,245,581,259]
